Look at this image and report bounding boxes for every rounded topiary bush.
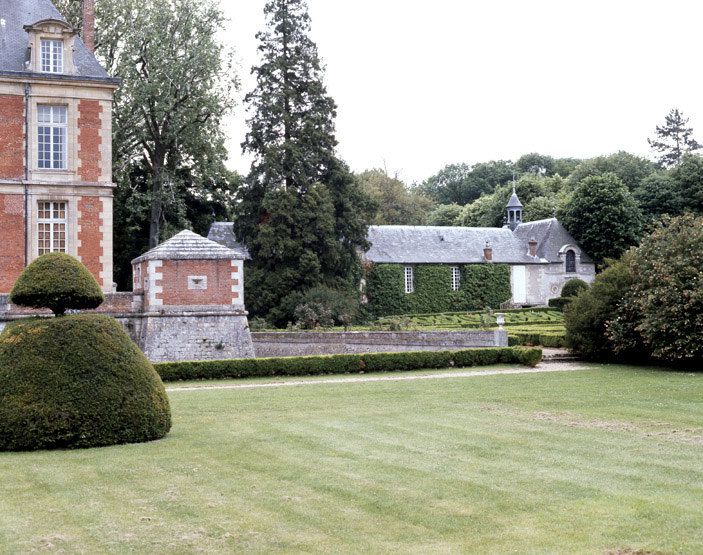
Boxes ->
[10,252,104,315]
[561,278,589,298]
[0,315,171,451]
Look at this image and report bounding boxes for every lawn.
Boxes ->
[1,364,703,553]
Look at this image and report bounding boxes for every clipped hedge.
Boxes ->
[154,346,542,381]
[508,330,565,348]
[0,315,171,451]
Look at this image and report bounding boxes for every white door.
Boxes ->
[512,265,527,304]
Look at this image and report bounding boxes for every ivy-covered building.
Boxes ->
[208,188,595,316]
[361,189,595,314]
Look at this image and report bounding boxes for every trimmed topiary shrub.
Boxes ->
[0,315,171,451]
[561,278,589,298]
[10,252,104,315]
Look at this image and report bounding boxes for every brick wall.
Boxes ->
[0,95,25,180]
[77,196,104,287]
[154,259,239,306]
[0,195,25,293]
[77,99,102,182]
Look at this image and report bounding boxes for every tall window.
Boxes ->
[40,39,63,73]
[404,266,414,294]
[37,201,67,254]
[451,266,461,291]
[37,105,67,170]
[566,250,576,273]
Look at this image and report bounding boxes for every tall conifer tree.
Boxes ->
[648,109,701,168]
[236,0,372,323]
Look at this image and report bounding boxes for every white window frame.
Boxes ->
[404,266,414,294]
[37,201,67,255]
[40,39,63,73]
[451,266,461,291]
[37,105,68,170]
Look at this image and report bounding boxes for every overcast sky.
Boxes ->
[219,0,703,185]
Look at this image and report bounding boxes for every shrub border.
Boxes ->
[155,346,542,382]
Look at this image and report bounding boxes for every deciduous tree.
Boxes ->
[55,0,239,255]
[560,173,643,262]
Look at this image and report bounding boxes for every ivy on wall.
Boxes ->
[365,263,511,317]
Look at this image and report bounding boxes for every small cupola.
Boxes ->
[23,18,77,75]
[505,182,523,231]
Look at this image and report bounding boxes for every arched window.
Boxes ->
[566,250,576,273]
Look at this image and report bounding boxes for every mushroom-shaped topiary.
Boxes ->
[0,315,171,450]
[561,278,589,298]
[1,255,170,451]
[10,252,104,315]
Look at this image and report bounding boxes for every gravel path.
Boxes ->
[166,361,593,392]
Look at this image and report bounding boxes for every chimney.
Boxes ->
[528,238,538,257]
[82,0,95,53]
[483,241,493,262]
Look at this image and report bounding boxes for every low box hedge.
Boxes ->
[154,347,543,382]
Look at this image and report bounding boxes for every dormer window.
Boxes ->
[24,19,76,74]
[41,39,63,73]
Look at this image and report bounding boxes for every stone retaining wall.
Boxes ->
[252,329,508,358]
[0,294,254,362]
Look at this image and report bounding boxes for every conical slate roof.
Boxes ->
[131,230,244,264]
[506,190,523,209]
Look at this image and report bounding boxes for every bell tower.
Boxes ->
[505,182,523,231]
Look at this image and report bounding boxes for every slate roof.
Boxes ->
[364,225,536,264]
[0,0,117,82]
[514,218,594,264]
[132,230,244,264]
[207,222,250,259]
[204,219,594,266]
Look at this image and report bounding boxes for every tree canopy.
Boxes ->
[560,173,643,263]
[357,169,431,225]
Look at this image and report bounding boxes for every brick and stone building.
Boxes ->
[0,0,119,293]
[130,230,254,362]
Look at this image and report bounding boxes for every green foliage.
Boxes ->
[235,0,372,322]
[153,347,542,381]
[10,253,104,316]
[560,278,589,298]
[0,315,171,451]
[560,173,643,262]
[633,172,683,222]
[564,258,633,360]
[516,153,554,175]
[419,161,513,206]
[423,203,463,226]
[357,169,431,225]
[292,303,334,330]
[567,151,657,191]
[671,153,703,215]
[365,264,511,317]
[93,0,238,250]
[547,297,574,311]
[611,214,703,362]
[648,109,701,168]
